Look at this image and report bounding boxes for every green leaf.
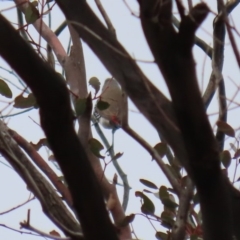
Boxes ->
[162,197,178,209]
[154,142,168,158]
[31,0,38,7]
[161,211,175,228]
[112,152,123,161]
[88,138,104,158]
[14,93,37,109]
[190,235,198,240]
[216,120,235,137]
[96,100,110,110]
[234,149,240,159]
[190,235,203,240]
[74,98,87,116]
[135,191,155,215]
[0,79,12,98]
[230,143,237,151]
[120,214,135,227]
[89,77,100,95]
[140,179,158,189]
[220,150,231,168]
[171,157,182,171]
[159,186,178,209]
[197,210,202,224]
[141,200,155,215]
[159,186,169,200]
[155,232,168,240]
[24,2,40,24]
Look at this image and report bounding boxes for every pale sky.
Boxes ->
[0,1,239,240]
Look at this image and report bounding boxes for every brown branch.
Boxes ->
[0,14,118,240]
[8,128,73,207]
[55,0,190,175]
[66,24,131,239]
[203,0,240,109]
[202,0,240,151]
[225,16,240,68]
[187,0,193,10]
[172,15,213,59]
[137,1,233,240]
[204,1,226,151]
[0,224,41,238]
[172,178,194,240]
[48,1,240,240]
[20,210,74,240]
[95,0,116,38]
[65,25,88,98]
[14,0,67,65]
[122,124,181,195]
[0,121,82,239]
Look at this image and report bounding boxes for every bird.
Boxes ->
[94,78,124,151]
[95,78,123,131]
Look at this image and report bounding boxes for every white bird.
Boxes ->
[96,78,123,131]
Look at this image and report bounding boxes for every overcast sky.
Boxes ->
[0,1,239,240]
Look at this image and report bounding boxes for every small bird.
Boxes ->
[95,78,123,131]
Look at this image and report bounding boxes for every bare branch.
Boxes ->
[55,0,190,174]
[92,115,131,212]
[0,14,118,240]
[14,0,67,64]
[203,0,240,109]
[95,0,116,38]
[172,179,194,240]
[20,211,75,240]
[66,24,131,238]
[137,1,232,240]
[122,124,181,195]
[8,128,73,208]
[0,121,82,239]
[0,196,35,216]
[172,15,213,59]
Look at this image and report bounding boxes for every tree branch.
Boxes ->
[8,128,73,208]
[66,24,131,239]
[55,0,191,175]
[0,14,118,240]
[0,121,82,239]
[137,1,232,240]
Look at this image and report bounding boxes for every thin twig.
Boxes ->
[20,211,74,240]
[0,196,35,216]
[95,0,116,38]
[203,0,240,108]
[122,124,181,195]
[226,20,240,68]
[17,8,28,40]
[0,224,41,238]
[69,20,155,63]
[187,0,193,10]
[14,0,68,65]
[91,115,130,211]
